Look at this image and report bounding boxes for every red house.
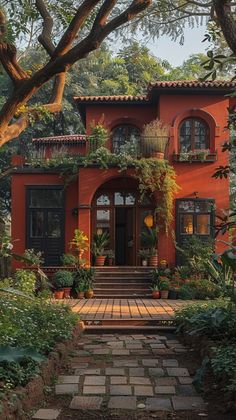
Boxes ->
[11,81,235,274]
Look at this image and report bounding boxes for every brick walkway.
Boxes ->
[32,333,207,419]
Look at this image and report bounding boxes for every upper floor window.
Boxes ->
[179,118,209,152]
[112,125,140,154]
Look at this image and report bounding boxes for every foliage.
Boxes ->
[91,232,109,257]
[106,250,115,259]
[53,270,73,289]
[176,235,214,277]
[179,278,221,300]
[138,249,150,260]
[143,119,170,138]
[61,253,79,267]
[0,347,44,364]
[179,283,197,300]
[0,358,40,391]
[88,121,108,152]
[175,301,236,341]
[69,229,89,259]
[22,249,44,266]
[141,227,158,255]
[158,277,170,291]
[14,269,36,296]
[73,268,94,292]
[211,345,236,393]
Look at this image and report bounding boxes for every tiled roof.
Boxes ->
[74,95,147,103]
[149,80,236,89]
[33,134,86,144]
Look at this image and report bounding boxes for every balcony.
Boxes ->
[173,150,217,163]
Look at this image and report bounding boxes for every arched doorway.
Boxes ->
[91,177,155,266]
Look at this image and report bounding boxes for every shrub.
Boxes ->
[53,270,73,289]
[60,253,79,266]
[14,269,36,295]
[179,283,197,300]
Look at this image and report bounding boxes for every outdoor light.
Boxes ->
[144,214,154,228]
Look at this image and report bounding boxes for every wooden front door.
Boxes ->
[115,207,135,265]
[26,187,65,266]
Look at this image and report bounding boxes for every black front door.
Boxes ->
[115,207,134,265]
[27,187,64,266]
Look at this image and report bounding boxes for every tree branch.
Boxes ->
[36,0,55,56]
[213,0,236,55]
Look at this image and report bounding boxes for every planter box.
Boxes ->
[173,152,217,163]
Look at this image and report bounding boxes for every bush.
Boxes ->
[53,270,73,289]
[179,279,221,300]
[0,294,78,391]
[60,253,79,266]
[14,269,36,295]
[179,283,197,300]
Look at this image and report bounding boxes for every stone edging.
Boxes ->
[1,321,85,420]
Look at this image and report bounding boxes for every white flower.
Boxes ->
[7,243,13,250]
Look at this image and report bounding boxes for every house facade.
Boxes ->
[11,81,235,268]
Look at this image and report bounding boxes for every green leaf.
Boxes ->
[0,346,45,363]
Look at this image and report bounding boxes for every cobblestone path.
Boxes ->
[32,333,207,419]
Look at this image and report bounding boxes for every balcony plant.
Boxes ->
[142,119,170,159]
[92,232,109,266]
[141,227,158,266]
[159,277,170,299]
[106,249,115,266]
[53,270,74,299]
[138,248,149,266]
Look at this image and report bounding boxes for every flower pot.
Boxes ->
[95,256,106,266]
[151,151,164,159]
[62,287,71,298]
[149,255,158,267]
[108,258,113,266]
[160,290,169,299]
[54,290,64,299]
[169,289,178,299]
[142,259,148,266]
[77,291,85,299]
[85,289,94,299]
[152,290,160,299]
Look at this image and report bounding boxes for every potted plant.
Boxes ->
[22,248,44,268]
[61,253,79,267]
[150,284,160,299]
[138,249,149,266]
[53,270,74,298]
[106,249,115,266]
[92,232,109,266]
[141,227,158,266]
[75,280,86,299]
[142,118,170,159]
[159,277,170,299]
[69,229,89,263]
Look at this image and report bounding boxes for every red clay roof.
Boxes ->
[148,80,236,89]
[74,95,147,102]
[33,134,86,144]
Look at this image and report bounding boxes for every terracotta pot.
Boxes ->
[152,290,160,299]
[95,256,106,266]
[108,258,113,266]
[77,291,85,299]
[161,290,169,299]
[149,255,158,267]
[85,289,94,299]
[54,290,64,299]
[151,151,164,159]
[62,287,71,298]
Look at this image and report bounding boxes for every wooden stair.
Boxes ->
[94,266,152,298]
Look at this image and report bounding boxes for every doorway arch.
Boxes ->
[91,177,155,266]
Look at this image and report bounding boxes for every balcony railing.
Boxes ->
[173,150,217,163]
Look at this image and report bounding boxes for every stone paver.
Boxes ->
[142,359,159,366]
[155,377,177,386]
[55,384,78,395]
[83,385,106,394]
[129,367,145,376]
[113,359,138,367]
[134,385,154,396]
[110,385,132,395]
[70,396,103,410]
[162,359,179,367]
[126,343,143,349]
[112,349,130,355]
[148,368,164,377]
[57,375,80,384]
[32,409,61,419]
[108,396,137,410]
[110,376,127,384]
[172,396,206,410]
[84,376,106,385]
[105,367,125,375]
[177,385,197,395]
[130,377,151,385]
[167,367,190,377]
[155,385,176,394]
[146,397,172,411]
[179,377,193,384]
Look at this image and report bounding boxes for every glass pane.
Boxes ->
[30,189,63,208]
[180,214,194,234]
[47,212,61,238]
[195,201,212,213]
[112,125,140,154]
[179,119,191,152]
[196,214,210,235]
[115,192,125,205]
[30,211,44,237]
[125,193,135,205]
[178,201,194,212]
[96,194,110,206]
[140,209,154,247]
[96,210,110,228]
[194,120,208,149]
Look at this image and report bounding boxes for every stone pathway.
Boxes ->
[32,333,207,419]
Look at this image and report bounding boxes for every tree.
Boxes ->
[0,0,152,147]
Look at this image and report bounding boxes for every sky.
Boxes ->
[144,25,208,66]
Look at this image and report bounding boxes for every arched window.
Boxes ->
[179,118,209,152]
[112,125,140,154]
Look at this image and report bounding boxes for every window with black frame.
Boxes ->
[112,125,140,154]
[179,118,209,152]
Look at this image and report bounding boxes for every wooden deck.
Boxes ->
[65,298,193,323]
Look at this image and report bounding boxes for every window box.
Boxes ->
[173,150,217,163]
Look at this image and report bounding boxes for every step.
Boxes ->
[94,294,151,298]
[85,325,175,333]
[94,282,150,286]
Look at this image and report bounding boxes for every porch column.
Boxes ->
[78,205,91,266]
